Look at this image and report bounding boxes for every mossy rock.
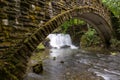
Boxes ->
[32,61,43,74]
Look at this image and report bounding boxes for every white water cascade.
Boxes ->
[47,34,78,49]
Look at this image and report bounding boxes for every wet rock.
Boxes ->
[60,60,64,64]
[53,57,56,60]
[66,72,70,75]
[32,61,43,74]
[42,38,51,48]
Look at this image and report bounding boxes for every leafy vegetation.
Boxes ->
[102,0,120,18]
[61,18,85,33]
[102,0,120,38]
[60,18,102,48]
[80,27,101,47]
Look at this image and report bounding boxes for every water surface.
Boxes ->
[24,48,120,80]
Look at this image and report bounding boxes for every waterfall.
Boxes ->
[47,33,78,49]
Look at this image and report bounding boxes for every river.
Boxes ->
[24,48,120,80]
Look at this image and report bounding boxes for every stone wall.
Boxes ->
[0,0,47,80]
[0,0,48,54]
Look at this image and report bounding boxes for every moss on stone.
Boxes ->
[0,60,18,80]
[32,61,43,74]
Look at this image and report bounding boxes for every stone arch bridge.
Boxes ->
[0,0,113,79]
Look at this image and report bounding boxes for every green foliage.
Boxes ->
[102,0,120,18]
[102,0,120,39]
[61,18,85,33]
[37,43,45,49]
[81,27,101,47]
[110,38,120,48]
[84,27,96,46]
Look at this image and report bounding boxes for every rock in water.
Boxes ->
[32,61,43,74]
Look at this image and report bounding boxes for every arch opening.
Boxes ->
[33,7,113,51]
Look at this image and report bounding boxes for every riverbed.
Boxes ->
[24,48,120,80]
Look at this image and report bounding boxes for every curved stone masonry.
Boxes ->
[0,0,113,79]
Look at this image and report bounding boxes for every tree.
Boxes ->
[102,0,120,39]
[102,0,120,18]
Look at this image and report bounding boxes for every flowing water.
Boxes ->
[24,34,120,80]
[47,34,78,49]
